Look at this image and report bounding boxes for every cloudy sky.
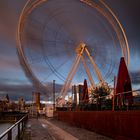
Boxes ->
[0,0,140,100]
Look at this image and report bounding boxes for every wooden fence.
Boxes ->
[57,111,140,140]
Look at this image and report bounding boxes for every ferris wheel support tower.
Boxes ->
[60,43,104,99]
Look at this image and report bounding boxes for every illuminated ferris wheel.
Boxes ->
[16,0,130,97]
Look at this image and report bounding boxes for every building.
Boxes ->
[72,84,83,105]
[32,92,41,111]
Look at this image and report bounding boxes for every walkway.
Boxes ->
[23,118,113,140]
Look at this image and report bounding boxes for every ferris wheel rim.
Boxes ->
[16,0,130,93]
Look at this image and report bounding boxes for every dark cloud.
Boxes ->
[0,79,62,101]
[0,1,19,41]
[130,71,140,85]
[106,0,140,53]
[0,83,34,101]
[0,78,29,85]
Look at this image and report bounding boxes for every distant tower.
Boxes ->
[72,84,83,105]
[78,84,84,104]
[18,97,25,111]
[72,85,77,104]
[5,94,10,103]
[82,79,89,104]
[33,92,41,111]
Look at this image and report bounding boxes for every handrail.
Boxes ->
[0,114,28,140]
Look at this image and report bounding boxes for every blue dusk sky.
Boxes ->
[0,0,140,100]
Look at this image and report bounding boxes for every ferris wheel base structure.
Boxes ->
[60,43,105,98]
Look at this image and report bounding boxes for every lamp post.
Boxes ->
[53,80,55,117]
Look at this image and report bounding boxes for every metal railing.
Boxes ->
[0,114,28,140]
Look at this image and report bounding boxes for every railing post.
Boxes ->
[18,123,20,140]
[22,121,24,132]
[53,80,56,117]
[0,114,28,140]
[8,129,12,140]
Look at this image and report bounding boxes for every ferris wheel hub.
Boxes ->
[76,42,86,54]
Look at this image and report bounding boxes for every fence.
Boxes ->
[0,114,28,140]
[57,111,140,140]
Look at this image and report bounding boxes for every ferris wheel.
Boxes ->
[16,0,130,98]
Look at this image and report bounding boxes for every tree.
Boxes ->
[93,84,111,110]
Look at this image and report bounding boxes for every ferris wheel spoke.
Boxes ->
[43,16,76,45]
[44,36,76,47]
[28,38,75,47]
[44,58,66,82]
[41,45,74,82]
[43,50,73,58]
[28,17,44,26]
[42,58,72,82]
[28,17,66,37]
[43,39,76,46]
[28,57,44,65]
[43,47,73,54]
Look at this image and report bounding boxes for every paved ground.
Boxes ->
[23,118,113,140]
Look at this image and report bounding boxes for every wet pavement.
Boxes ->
[23,118,113,140]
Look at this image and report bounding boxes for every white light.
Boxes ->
[77,93,79,105]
